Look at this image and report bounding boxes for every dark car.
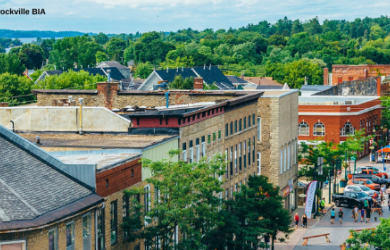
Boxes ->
[350,174,390,188]
[332,191,372,209]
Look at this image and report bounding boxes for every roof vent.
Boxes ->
[345,101,353,105]
[333,101,338,105]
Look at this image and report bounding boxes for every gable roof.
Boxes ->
[226,75,250,84]
[96,61,129,70]
[155,68,197,83]
[0,125,103,230]
[193,66,234,89]
[37,67,125,83]
[243,77,282,86]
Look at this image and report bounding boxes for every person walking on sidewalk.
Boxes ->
[294,213,300,229]
[320,198,325,213]
[330,208,336,224]
[360,208,365,223]
[366,206,371,223]
[338,209,344,224]
[388,198,390,212]
[301,213,308,228]
[364,198,369,209]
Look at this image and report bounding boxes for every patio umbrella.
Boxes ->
[377,146,390,153]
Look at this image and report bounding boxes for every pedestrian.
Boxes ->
[380,190,384,204]
[338,209,344,224]
[364,198,369,209]
[302,213,308,228]
[331,208,335,224]
[294,213,299,229]
[366,206,371,223]
[264,234,270,250]
[353,206,359,222]
[360,207,365,223]
[320,198,325,212]
[388,198,390,211]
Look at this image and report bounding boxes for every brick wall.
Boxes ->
[0,209,96,250]
[96,157,142,197]
[332,65,390,84]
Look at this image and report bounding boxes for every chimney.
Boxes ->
[194,77,204,90]
[240,73,244,79]
[97,81,119,109]
[323,68,329,85]
[0,102,9,107]
[364,69,368,79]
[36,136,40,144]
[107,69,111,83]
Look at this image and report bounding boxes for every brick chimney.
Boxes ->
[364,69,368,79]
[97,82,119,109]
[240,73,244,79]
[323,68,329,85]
[194,77,203,90]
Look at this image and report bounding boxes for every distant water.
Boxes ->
[5,37,63,52]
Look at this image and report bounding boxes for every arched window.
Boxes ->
[313,122,325,136]
[341,122,354,136]
[298,122,309,136]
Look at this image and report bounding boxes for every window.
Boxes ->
[234,145,237,173]
[83,214,91,250]
[238,143,242,171]
[243,141,246,168]
[338,76,343,83]
[257,117,261,141]
[252,136,255,163]
[0,241,26,250]
[208,134,211,144]
[244,117,246,129]
[201,136,206,157]
[230,147,233,176]
[218,130,221,140]
[235,120,237,133]
[248,115,251,127]
[280,149,283,174]
[123,195,129,238]
[159,117,162,125]
[248,138,251,166]
[225,148,229,178]
[284,147,287,172]
[230,122,233,135]
[341,122,354,136]
[239,119,242,131]
[144,186,150,212]
[49,228,58,250]
[66,222,75,250]
[225,124,228,136]
[97,209,105,250]
[252,114,255,125]
[196,138,200,163]
[189,140,193,163]
[110,201,117,245]
[182,142,187,162]
[213,132,216,141]
[298,121,309,136]
[348,76,353,81]
[313,122,325,136]
[288,144,290,170]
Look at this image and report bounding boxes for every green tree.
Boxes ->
[94,32,109,45]
[35,70,106,90]
[346,217,390,249]
[0,53,24,75]
[134,62,154,79]
[105,37,127,61]
[169,75,194,89]
[281,58,325,88]
[96,51,108,64]
[268,34,286,47]
[0,73,34,105]
[11,43,45,69]
[122,149,226,250]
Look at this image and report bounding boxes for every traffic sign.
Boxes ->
[351,156,356,161]
[369,139,373,145]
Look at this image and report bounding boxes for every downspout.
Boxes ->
[79,98,84,135]
[9,120,14,132]
[165,91,170,108]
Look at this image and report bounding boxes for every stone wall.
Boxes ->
[314,77,380,96]
[0,208,96,250]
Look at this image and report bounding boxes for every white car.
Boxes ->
[344,185,378,197]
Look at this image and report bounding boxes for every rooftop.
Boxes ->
[299,96,379,105]
[18,133,176,149]
[0,125,103,230]
[52,149,141,169]
[300,85,334,92]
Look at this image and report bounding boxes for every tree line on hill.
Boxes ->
[2,16,390,104]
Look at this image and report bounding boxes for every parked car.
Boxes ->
[332,191,372,208]
[348,174,390,188]
[356,166,388,179]
[344,185,378,197]
[347,178,381,190]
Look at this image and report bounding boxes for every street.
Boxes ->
[276,155,390,250]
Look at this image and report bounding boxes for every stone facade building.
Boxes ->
[31,83,300,211]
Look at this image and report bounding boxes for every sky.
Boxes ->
[0,0,390,34]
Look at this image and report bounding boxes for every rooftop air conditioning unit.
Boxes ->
[345,101,353,105]
[333,102,339,105]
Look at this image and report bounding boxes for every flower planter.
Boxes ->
[339,180,347,188]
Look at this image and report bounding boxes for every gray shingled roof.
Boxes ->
[0,126,99,224]
[300,85,334,91]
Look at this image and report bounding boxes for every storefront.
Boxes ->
[282,179,297,212]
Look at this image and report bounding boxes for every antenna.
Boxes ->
[204,64,206,70]
[209,64,211,70]
[166,67,168,73]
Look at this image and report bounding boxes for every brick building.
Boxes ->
[0,125,104,250]
[31,83,300,211]
[328,64,390,85]
[298,96,381,156]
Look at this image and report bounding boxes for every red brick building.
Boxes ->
[298,96,382,156]
[330,65,390,85]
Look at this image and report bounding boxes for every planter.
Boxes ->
[339,180,347,188]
